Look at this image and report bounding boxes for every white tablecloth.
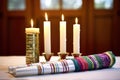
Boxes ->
[0,56,120,80]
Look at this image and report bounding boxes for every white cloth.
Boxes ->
[0,56,120,80]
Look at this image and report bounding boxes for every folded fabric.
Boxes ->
[9,51,116,77]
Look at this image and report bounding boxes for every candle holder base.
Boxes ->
[42,53,53,62]
[72,53,82,58]
[58,52,69,60]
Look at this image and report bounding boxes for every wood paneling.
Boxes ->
[7,17,26,55]
[0,16,3,55]
[94,16,113,52]
[50,17,60,54]
[0,0,120,56]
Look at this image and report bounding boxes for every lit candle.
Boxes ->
[73,17,80,53]
[25,19,40,64]
[60,14,66,52]
[25,19,39,33]
[44,13,51,53]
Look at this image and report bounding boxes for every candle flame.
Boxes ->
[31,19,34,28]
[45,12,48,21]
[61,14,64,21]
[75,17,78,24]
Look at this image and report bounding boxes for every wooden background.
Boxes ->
[0,0,120,56]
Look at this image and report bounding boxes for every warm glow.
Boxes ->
[31,19,34,28]
[45,0,52,7]
[45,12,48,21]
[61,14,64,21]
[75,17,78,24]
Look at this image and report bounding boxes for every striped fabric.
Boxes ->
[10,51,115,77]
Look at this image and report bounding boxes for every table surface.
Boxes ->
[0,56,120,80]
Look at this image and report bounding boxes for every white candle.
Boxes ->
[44,13,51,53]
[73,17,80,53]
[60,14,66,53]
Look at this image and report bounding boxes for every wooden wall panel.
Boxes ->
[7,17,26,55]
[0,0,119,56]
[50,17,60,55]
[0,17,3,55]
[113,15,120,56]
[0,0,5,55]
[94,16,113,53]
